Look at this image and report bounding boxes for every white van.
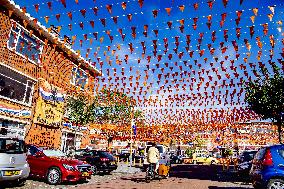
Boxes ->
[0,136,30,185]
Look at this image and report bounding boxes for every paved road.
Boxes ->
[4,164,253,189]
[79,164,253,189]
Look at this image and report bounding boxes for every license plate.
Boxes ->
[82,172,89,177]
[3,170,20,176]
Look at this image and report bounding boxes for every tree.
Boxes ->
[245,63,284,143]
[66,94,96,149]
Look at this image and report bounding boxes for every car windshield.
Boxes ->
[43,150,65,157]
[0,138,25,154]
[242,151,257,161]
[97,151,114,158]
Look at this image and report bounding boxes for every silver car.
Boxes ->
[0,137,30,185]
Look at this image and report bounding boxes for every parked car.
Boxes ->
[75,149,117,174]
[26,145,92,185]
[237,150,257,177]
[0,137,30,186]
[250,144,284,189]
[170,153,183,164]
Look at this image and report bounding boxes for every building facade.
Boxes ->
[0,0,101,151]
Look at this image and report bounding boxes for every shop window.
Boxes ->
[0,64,35,105]
[0,119,26,140]
[7,20,44,64]
[70,67,88,90]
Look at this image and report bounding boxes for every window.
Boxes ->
[0,120,26,139]
[71,67,88,90]
[0,138,25,154]
[0,64,35,105]
[7,20,44,64]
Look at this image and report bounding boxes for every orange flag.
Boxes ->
[152,10,158,18]
[252,8,258,16]
[55,14,60,21]
[80,9,86,18]
[90,20,94,28]
[44,16,49,24]
[165,8,171,16]
[193,3,198,10]
[47,2,52,10]
[60,0,66,8]
[121,2,127,10]
[67,12,72,20]
[106,5,112,14]
[179,5,185,12]
[250,16,255,23]
[207,1,214,10]
[127,14,132,21]
[34,4,39,13]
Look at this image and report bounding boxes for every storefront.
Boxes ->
[61,128,83,152]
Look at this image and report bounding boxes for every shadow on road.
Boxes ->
[208,187,249,189]
[170,164,248,183]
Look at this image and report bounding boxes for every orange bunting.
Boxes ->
[127,14,132,21]
[165,8,171,16]
[67,12,72,20]
[207,1,214,9]
[179,5,185,12]
[193,3,198,10]
[47,2,52,10]
[89,20,95,28]
[112,16,118,24]
[106,5,112,14]
[55,14,60,22]
[34,4,39,13]
[252,8,258,16]
[100,18,106,27]
[167,21,172,29]
[121,2,127,10]
[92,7,99,16]
[60,0,66,8]
[44,16,49,24]
[80,9,86,18]
[152,10,158,18]
[138,0,144,8]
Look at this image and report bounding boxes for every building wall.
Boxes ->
[0,10,96,149]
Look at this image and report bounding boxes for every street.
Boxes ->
[5,164,253,189]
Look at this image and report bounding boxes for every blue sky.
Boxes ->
[13,0,284,125]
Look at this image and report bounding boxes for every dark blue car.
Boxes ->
[250,144,284,189]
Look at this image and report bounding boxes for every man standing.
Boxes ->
[147,143,160,173]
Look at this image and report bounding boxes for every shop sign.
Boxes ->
[0,101,31,119]
[33,80,64,127]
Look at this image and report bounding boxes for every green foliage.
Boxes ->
[185,147,195,158]
[245,63,284,122]
[66,94,95,126]
[93,89,145,126]
[224,148,233,157]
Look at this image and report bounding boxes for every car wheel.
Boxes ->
[47,167,61,185]
[267,179,284,189]
[91,166,98,175]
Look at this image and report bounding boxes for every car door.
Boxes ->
[27,145,41,176]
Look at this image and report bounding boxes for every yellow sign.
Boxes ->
[4,170,21,176]
[33,80,64,127]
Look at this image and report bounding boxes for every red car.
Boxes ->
[26,145,92,185]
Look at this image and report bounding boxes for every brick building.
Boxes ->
[0,0,101,151]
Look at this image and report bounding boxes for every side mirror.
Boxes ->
[35,151,44,157]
